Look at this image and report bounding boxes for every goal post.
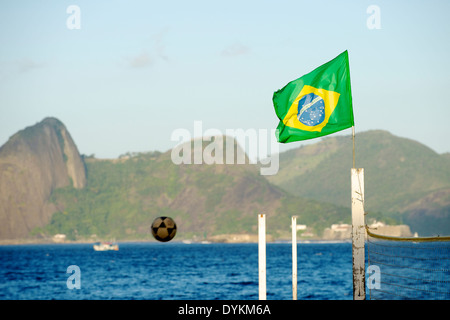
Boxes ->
[351,168,365,300]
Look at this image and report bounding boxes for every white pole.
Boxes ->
[258,214,266,300]
[352,126,356,168]
[351,168,365,300]
[292,216,297,300]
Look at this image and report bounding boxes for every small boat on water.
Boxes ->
[93,242,119,251]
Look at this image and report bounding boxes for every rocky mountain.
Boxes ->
[2,118,448,241]
[267,130,450,236]
[0,118,86,240]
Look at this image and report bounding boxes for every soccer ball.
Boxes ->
[151,216,177,242]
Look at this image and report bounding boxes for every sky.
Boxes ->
[1,0,450,159]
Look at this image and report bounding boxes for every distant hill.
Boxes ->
[267,130,450,236]
[0,118,86,240]
[37,139,350,241]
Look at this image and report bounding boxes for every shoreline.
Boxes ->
[0,237,352,246]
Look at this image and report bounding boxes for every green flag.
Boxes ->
[273,50,354,143]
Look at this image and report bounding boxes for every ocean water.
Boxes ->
[0,242,354,300]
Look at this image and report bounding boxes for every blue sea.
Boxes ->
[0,242,355,300]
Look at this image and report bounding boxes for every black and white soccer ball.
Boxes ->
[151,216,177,242]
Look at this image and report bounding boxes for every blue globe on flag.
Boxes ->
[297,93,325,127]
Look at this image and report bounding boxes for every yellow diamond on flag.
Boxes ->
[282,85,340,133]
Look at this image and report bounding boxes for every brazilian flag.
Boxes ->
[273,50,354,143]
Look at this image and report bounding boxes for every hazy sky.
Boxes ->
[1,0,449,159]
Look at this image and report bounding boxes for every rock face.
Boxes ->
[0,117,86,240]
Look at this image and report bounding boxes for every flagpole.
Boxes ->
[352,126,355,168]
